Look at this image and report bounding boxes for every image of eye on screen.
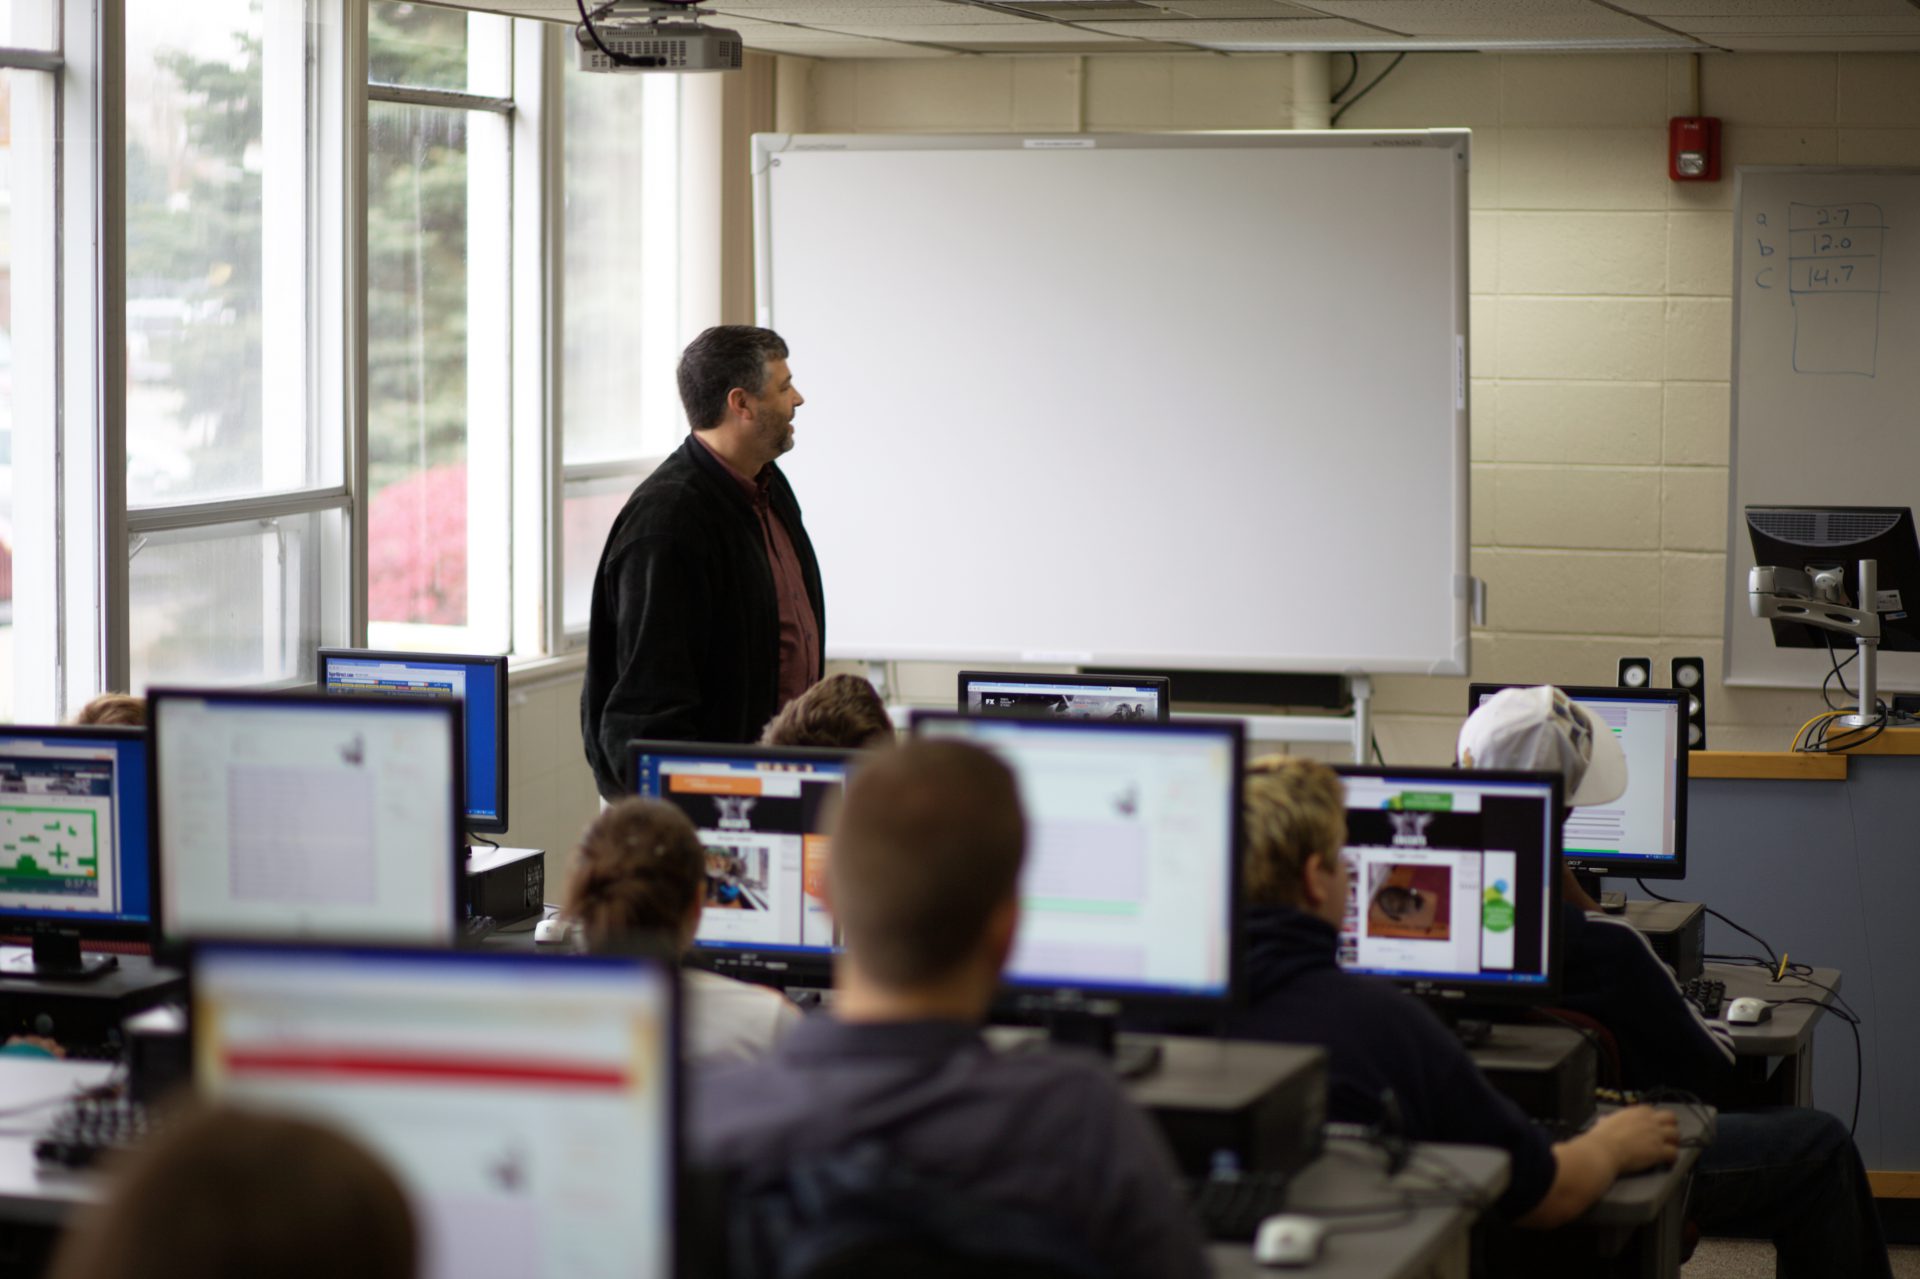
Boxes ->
[1334,769,1562,997]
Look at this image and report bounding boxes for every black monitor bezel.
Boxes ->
[909,709,1246,1018]
[0,724,155,946]
[1332,764,1566,1006]
[148,687,467,952]
[1746,504,1920,653]
[627,738,858,993]
[1466,683,1690,883]
[955,670,1173,722]
[316,647,511,835]
[186,936,684,1279]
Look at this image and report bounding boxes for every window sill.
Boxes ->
[508,649,587,689]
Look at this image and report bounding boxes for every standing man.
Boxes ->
[581,326,823,799]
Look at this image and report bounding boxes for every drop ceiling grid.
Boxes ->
[438,0,1920,53]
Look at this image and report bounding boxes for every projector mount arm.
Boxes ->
[1749,557,1883,730]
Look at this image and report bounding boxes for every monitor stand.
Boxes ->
[1043,1008,1163,1080]
[1574,870,1626,914]
[0,931,119,982]
[1426,1002,1492,1049]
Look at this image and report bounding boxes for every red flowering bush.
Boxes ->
[368,462,466,626]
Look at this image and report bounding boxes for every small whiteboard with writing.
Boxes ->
[756,131,1470,676]
[1728,167,1920,688]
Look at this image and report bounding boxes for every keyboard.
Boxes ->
[1185,1171,1293,1241]
[34,1094,155,1170]
[1681,976,1726,1019]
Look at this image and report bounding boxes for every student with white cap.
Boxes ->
[1460,685,1890,1279]
[1460,685,1735,1087]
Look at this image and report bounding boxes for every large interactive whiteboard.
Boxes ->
[1726,167,1920,688]
[755,131,1470,676]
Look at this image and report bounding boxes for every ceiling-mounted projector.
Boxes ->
[574,1,743,73]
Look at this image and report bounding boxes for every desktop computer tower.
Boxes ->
[466,845,546,928]
[1623,900,1706,982]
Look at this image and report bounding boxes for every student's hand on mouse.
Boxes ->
[1594,1105,1680,1173]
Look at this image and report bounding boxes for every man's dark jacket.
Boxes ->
[581,435,824,798]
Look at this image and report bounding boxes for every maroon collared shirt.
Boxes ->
[693,434,821,709]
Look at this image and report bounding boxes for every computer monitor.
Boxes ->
[1332,766,1563,1006]
[316,649,509,835]
[149,689,464,947]
[1467,684,1689,882]
[1747,505,1920,653]
[0,726,152,977]
[957,671,1171,722]
[192,941,677,1279]
[628,741,854,990]
[909,712,1242,1020]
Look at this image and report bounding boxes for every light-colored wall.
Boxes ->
[785,50,1920,761]
[498,665,599,895]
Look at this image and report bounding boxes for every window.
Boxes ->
[123,0,350,691]
[3,5,65,722]
[365,2,513,655]
[560,69,682,637]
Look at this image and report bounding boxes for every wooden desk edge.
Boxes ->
[1690,751,1847,781]
[1869,1172,1920,1199]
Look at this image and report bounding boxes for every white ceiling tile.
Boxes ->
[711,5,1010,19]
[826,20,1136,38]
[1297,0,1672,36]
[1081,16,1385,36]
[1675,13,1920,30]
[1703,31,1920,48]
[1614,0,1918,12]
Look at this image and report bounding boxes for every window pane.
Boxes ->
[129,510,339,692]
[562,473,646,633]
[125,0,330,505]
[562,71,680,465]
[366,101,510,653]
[369,0,510,97]
[0,3,56,49]
[0,71,15,716]
[0,67,55,722]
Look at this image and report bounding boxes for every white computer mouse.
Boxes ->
[1726,996,1773,1025]
[532,917,574,946]
[1253,1214,1327,1268]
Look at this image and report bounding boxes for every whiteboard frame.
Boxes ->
[751,130,1473,677]
[1724,165,1920,689]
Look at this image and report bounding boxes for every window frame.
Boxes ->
[23,2,715,717]
[114,0,358,696]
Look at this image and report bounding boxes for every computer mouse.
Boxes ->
[1253,1214,1327,1268]
[533,917,574,946]
[1726,996,1773,1025]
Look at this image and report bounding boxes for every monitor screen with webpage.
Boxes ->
[317,649,509,834]
[957,671,1170,722]
[192,941,677,1279]
[909,712,1242,1010]
[1467,684,1688,882]
[628,741,853,989]
[1332,766,1563,1002]
[0,727,152,946]
[150,690,464,946]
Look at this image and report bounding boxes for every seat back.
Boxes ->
[722,1141,1111,1279]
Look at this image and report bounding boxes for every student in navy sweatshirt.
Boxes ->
[1460,685,1889,1279]
[1227,755,1678,1226]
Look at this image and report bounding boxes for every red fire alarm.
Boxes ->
[1669,116,1721,182]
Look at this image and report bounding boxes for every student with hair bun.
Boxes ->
[562,798,801,1064]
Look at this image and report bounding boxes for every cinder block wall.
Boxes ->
[795,51,1920,761]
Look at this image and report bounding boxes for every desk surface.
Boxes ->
[1709,961,1840,1057]
[1209,1138,1508,1279]
[1577,1102,1712,1228]
[0,1058,115,1226]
